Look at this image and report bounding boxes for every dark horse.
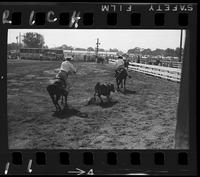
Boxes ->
[124,59,129,69]
[114,67,131,91]
[97,56,104,64]
[46,79,68,112]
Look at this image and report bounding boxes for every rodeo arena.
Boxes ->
[7,31,184,149]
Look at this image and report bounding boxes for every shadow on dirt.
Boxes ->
[98,100,118,108]
[86,97,118,108]
[52,106,88,118]
[119,89,136,95]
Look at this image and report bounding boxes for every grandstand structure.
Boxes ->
[63,49,118,61]
[7,47,182,68]
[63,49,117,57]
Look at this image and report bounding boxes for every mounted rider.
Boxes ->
[114,55,131,81]
[55,56,77,92]
[115,56,128,75]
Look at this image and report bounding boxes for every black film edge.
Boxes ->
[0,2,197,176]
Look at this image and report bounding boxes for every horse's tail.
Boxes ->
[95,82,100,87]
[47,84,54,95]
[46,84,51,93]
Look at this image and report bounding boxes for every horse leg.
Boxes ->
[98,95,103,103]
[55,103,61,112]
[49,94,58,112]
[124,77,126,92]
[116,79,120,91]
[63,91,68,109]
[52,95,60,112]
[121,79,123,88]
[55,94,61,112]
[61,95,64,105]
[93,92,97,101]
[107,95,111,102]
[118,80,121,90]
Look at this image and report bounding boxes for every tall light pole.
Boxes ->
[96,38,100,58]
[16,36,19,59]
[16,36,18,47]
[17,32,25,60]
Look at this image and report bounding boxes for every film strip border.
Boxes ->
[0,151,192,175]
[0,11,191,27]
[0,2,197,175]
[0,3,196,28]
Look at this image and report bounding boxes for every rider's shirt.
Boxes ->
[56,60,76,91]
[115,59,127,72]
[115,59,124,68]
[60,60,77,74]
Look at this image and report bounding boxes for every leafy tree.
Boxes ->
[175,47,180,57]
[152,48,165,56]
[22,32,45,48]
[165,48,175,57]
[117,51,123,56]
[58,45,73,50]
[127,46,184,58]
[141,48,152,56]
[87,47,94,51]
[7,42,23,51]
[174,47,184,58]
[127,47,141,54]
[109,48,118,52]
[75,47,86,51]
[43,45,48,49]
[98,48,105,52]
[68,46,74,50]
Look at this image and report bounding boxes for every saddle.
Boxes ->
[115,66,128,79]
[54,77,66,89]
[116,67,125,75]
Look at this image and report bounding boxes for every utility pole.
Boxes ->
[96,38,100,58]
[16,35,19,59]
[16,36,18,47]
[19,33,21,59]
[19,33,21,47]
[179,29,183,62]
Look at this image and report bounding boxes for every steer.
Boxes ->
[94,82,115,103]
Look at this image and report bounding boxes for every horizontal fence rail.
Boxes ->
[109,59,181,82]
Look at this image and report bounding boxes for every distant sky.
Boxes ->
[8,29,186,52]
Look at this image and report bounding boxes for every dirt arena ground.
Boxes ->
[7,59,180,149]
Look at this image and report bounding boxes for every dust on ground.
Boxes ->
[7,60,180,149]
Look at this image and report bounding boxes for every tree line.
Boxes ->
[8,32,120,53]
[52,45,120,53]
[127,47,183,58]
[8,32,182,57]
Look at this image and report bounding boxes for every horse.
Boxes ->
[124,59,129,69]
[46,78,68,112]
[97,56,104,64]
[114,67,131,92]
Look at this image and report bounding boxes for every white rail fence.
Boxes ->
[109,59,181,82]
